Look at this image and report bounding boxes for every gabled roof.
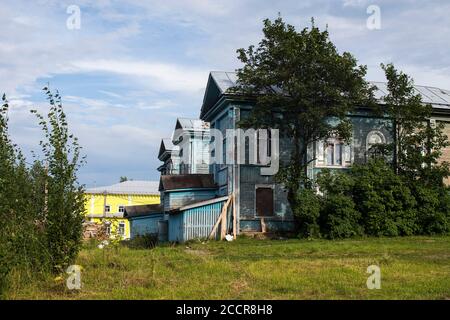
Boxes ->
[200,71,450,118]
[200,72,237,119]
[158,138,179,160]
[175,118,210,131]
[159,174,216,191]
[209,71,238,94]
[86,180,160,195]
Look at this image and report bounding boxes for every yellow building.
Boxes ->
[84,180,160,239]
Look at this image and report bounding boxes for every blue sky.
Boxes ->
[2,0,450,187]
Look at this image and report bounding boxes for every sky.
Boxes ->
[1,0,450,187]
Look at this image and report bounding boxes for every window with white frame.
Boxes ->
[118,222,125,236]
[316,138,352,167]
[105,205,111,213]
[118,205,125,214]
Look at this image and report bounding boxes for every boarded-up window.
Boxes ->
[256,187,274,216]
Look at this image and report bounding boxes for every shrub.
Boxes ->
[125,234,158,249]
[321,194,363,239]
[296,160,449,239]
[350,160,418,236]
[413,184,450,235]
[0,89,85,297]
[293,188,321,238]
[317,169,363,238]
[316,168,354,196]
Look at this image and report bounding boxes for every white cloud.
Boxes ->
[3,0,450,185]
[69,59,208,93]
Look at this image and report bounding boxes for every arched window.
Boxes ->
[366,130,386,158]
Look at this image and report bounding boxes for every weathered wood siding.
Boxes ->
[162,189,217,211]
[129,213,164,238]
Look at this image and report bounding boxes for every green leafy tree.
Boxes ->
[381,63,450,184]
[120,176,128,183]
[0,94,16,294]
[234,16,374,210]
[31,87,86,272]
[0,96,49,295]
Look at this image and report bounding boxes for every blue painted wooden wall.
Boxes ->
[163,188,217,211]
[168,199,226,242]
[129,213,164,238]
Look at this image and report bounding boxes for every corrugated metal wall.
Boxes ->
[168,200,225,242]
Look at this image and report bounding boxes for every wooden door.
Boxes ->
[256,187,274,216]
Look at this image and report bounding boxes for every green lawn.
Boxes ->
[7,236,450,300]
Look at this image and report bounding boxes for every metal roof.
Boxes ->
[207,71,450,109]
[176,118,210,130]
[161,138,176,151]
[86,180,160,195]
[370,81,450,109]
[209,71,238,94]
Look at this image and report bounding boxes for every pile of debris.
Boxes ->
[82,221,109,240]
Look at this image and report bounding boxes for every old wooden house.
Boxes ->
[198,71,450,234]
[130,71,450,242]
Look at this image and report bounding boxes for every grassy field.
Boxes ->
[6,235,450,300]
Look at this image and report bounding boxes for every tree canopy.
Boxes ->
[235,16,375,204]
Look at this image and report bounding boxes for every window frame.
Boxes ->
[118,222,125,236]
[315,138,352,168]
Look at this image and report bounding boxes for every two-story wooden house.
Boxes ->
[199,71,450,233]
